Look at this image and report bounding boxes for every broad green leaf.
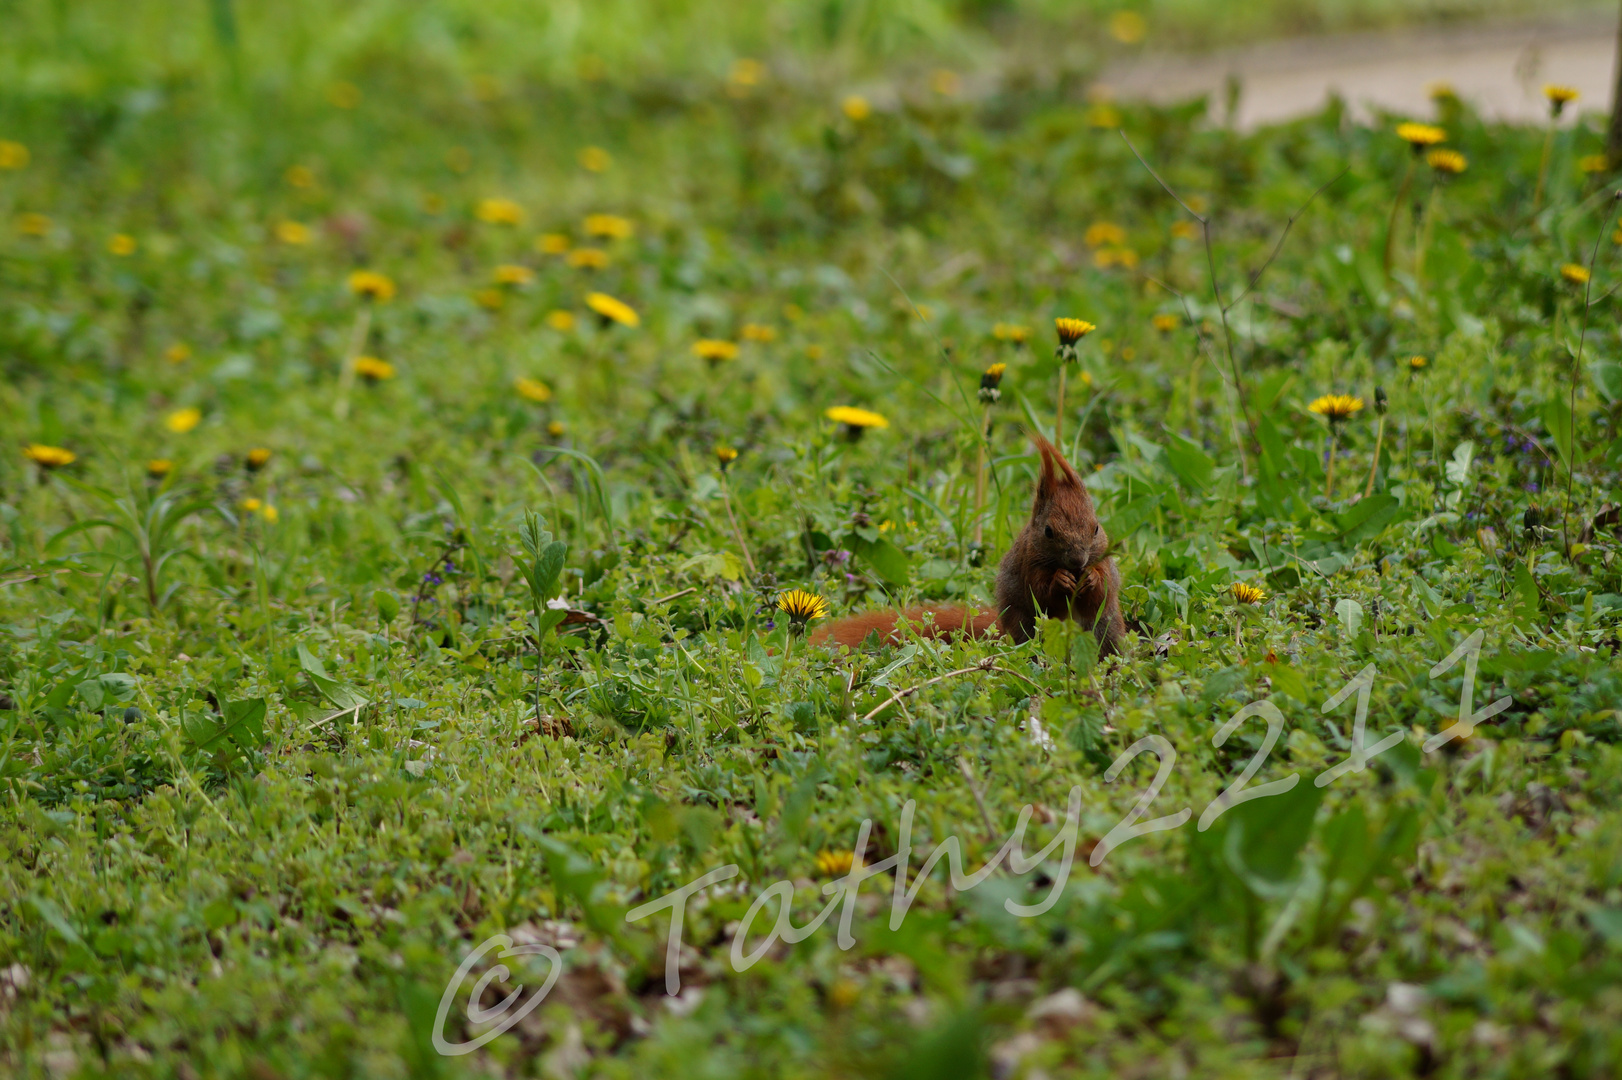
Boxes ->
[1542,399,1574,468]
[1445,441,1476,487]
[1162,432,1215,493]
[1103,493,1162,540]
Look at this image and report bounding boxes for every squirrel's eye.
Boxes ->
[1044,525,1054,539]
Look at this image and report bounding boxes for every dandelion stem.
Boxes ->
[1533,123,1556,213]
[1325,429,1337,500]
[1054,366,1067,446]
[719,476,758,578]
[973,403,990,548]
[1383,157,1415,276]
[333,305,372,421]
[1364,414,1386,498]
[1415,181,1441,287]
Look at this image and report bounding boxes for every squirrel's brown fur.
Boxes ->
[810,433,1125,655]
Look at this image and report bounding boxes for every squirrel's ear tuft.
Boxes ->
[1031,431,1082,498]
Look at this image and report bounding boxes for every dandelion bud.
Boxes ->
[1374,386,1387,415]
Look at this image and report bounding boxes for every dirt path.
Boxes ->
[1100,10,1619,129]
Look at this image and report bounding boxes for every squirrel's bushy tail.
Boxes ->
[810,605,1000,649]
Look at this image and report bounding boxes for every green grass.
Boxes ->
[5,3,1622,1077]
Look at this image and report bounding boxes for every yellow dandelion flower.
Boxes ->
[586,292,639,327]
[1152,313,1179,332]
[16,212,50,237]
[578,146,612,172]
[842,95,871,122]
[285,165,315,189]
[825,405,889,429]
[353,356,396,381]
[1307,394,1364,423]
[1170,220,1200,240]
[492,264,535,287]
[567,247,610,269]
[0,140,30,170]
[814,849,855,877]
[245,447,272,471]
[261,505,279,524]
[1426,149,1466,175]
[583,213,634,240]
[165,407,202,434]
[108,233,137,256]
[348,270,396,302]
[166,343,192,364]
[537,233,571,255]
[1093,247,1140,270]
[476,198,524,226]
[546,420,566,438]
[1085,222,1126,247]
[1561,263,1591,285]
[1055,317,1096,347]
[980,362,1007,404]
[515,377,553,403]
[1396,122,1446,149]
[1544,84,1579,116]
[546,310,576,332]
[778,589,831,629]
[1231,582,1267,605]
[1109,10,1147,44]
[715,445,739,470]
[475,287,506,310]
[275,220,312,245]
[239,497,262,513]
[1580,154,1610,175]
[146,459,173,478]
[741,323,777,342]
[1407,355,1428,372]
[692,339,739,364]
[992,322,1031,345]
[24,444,75,468]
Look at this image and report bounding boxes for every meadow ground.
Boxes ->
[5,2,1622,1077]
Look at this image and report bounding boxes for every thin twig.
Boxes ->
[860,658,999,722]
[650,586,698,606]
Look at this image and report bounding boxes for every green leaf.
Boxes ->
[375,590,400,624]
[534,607,568,639]
[1222,778,1324,898]
[1514,561,1540,619]
[844,533,909,587]
[189,698,266,754]
[1332,494,1401,544]
[1543,398,1575,468]
[1162,432,1215,493]
[1445,440,1476,487]
[535,539,567,599]
[1103,493,1162,540]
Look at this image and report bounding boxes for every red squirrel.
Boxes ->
[810,433,1125,655]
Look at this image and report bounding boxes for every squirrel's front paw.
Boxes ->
[1052,569,1078,595]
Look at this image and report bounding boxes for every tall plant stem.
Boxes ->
[973,404,990,548]
[1383,157,1416,276]
[1415,182,1442,287]
[1533,124,1556,212]
[332,305,373,421]
[1364,414,1386,498]
[1054,366,1068,446]
[719,476,758,578]
[1562,192,1622,553]
[1324,430,1337,500]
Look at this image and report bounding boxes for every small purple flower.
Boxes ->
[763,620,776,630]
[444,560,456,574]
[1525,481,1540,493]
